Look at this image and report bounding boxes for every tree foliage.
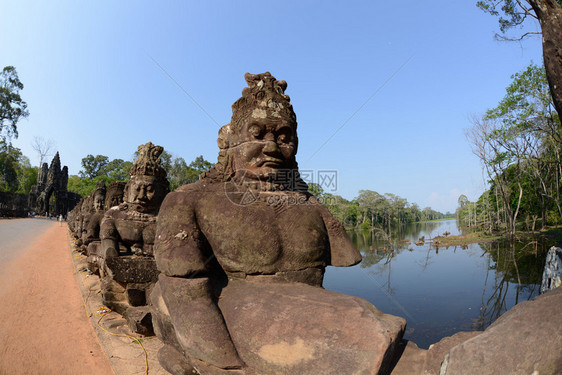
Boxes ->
[309,185,449,232]
[166,154,214,191]
[100,158,133,181]
[67,175,112,197]
[476,0,562,123]
[70,152,214,196]
[477,0,561,38]
[463,63,560,234]
[486,63,559,138]
[0,140,37,193]
[0,66,29,142]
[79,154,109,179]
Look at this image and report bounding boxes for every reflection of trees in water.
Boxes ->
[350,225,549,332]
[351,221,458,269]
[387,221,443,243]
[350,221,451,253]
[472,240,546,330]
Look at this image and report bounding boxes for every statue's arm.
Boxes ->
[100,211,119,258]
[85,214,101,243]
[319,203,362,267]
[154,192,244,370]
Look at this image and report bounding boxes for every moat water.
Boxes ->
[323,219,549,349]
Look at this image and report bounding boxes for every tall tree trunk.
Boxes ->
[529,0,562,123]
[512,182,524,237]
[495,184,501,228]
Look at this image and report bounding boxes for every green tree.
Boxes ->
[158,150,173,172]
[189,155,213,173]
[15,156,38,194]
[100,158,132,181]
[307,183,325,197]
[166,155,214,191]
[477,0,562,121]
[0,66,29,142]
[79,154,109,179]
[466,63,560,235]
[485,64,558,142]
[67,175,111,197]
[0,140,21,191]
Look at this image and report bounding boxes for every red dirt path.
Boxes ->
[0,223,114,375]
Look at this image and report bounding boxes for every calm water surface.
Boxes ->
[323,219,548,349]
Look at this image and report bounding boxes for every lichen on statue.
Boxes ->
[99,142,169,333]
[152,73,406,375]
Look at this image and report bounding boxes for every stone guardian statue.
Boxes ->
[151,73,406,375]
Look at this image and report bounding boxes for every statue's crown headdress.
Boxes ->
[130,142,167,179]
[202,72,303,188]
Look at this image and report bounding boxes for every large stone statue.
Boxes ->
[104,181,126,211]
[151,73,406,375]
[74,195,93,251]
[82,181,106,248]
[99,142,169,334]
[86,181,126,273]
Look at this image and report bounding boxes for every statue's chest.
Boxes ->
[115,219,156,246]
[198,201,329,271]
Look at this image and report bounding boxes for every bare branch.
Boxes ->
[494,31,541,41]
[31,137,55,166]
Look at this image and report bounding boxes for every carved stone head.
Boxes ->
[203,72,306,191]
[124,142,169,214]
[92,181,106,213]
[105,181,125,210]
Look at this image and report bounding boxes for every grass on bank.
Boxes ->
[434,225,562,247]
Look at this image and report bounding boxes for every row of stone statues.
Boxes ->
[68,73,407,375]
[68,142,167,335]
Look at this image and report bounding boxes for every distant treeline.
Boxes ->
[309,184,451,231]
[67,151,214,197]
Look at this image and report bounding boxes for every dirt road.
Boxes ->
[0,219,113,374]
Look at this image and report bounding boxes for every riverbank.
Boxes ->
[433,226,562,247]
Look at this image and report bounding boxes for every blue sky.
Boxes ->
[1,1,543,213]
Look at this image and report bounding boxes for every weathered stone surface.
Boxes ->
[541,246,562,294]
[219,280,405,375]
[123,306,154,336]
[424,331,481,374]
[441,286,562,375]
[100,276,126,293]
[157,274,243,370]
[390,331,483,375]
[126,282,152,306]
[157,345,197,375]
[105,256,159,283]
[86,241,102,274]
[150,282,183,352]
[389,341,426,375]
[104,181,125,210]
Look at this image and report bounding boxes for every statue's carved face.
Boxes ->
[93,193,104,212]
[126,175,163,213]
[106,191,123,209]
[230,116,296,180]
